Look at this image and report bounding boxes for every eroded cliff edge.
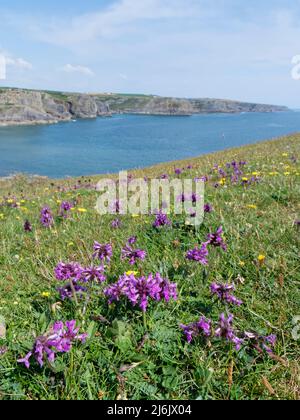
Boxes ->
[0,88,289,126]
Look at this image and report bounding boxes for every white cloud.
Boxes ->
[61,64,94,76]
[3,55,33,70]
[11,0,203,47]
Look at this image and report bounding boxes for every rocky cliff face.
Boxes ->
[0,89,111,126]
[0,88,289,126]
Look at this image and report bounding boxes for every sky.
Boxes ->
[1,0,300,107]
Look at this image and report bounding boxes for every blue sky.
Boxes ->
[1,0,300,107]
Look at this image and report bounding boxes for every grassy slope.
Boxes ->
[0,134,299,400]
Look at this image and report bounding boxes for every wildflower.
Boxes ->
[54,262,83,281]
[24,220,33,232]
[186,243,209,265]
[18,321,87,369]
[111,218,122,229]
[153,211,172,228]
[80,266,106,283]
[244,332,277,356]
[40,207,54,228]
[57,282,87,301]
[175,168,182,175]
[41,292,51,298]
[294,220,300,227]
[93,242,113,263]
[121,240,147,265]
[126,271,139,276]
[180,317,212,343]
[215,313,243,350]
[60,201,73,218]
[258,255,266,266]
[104,272,177,312]
[206,226,227,251]
[78,208,87,213]
[247,204,257,209]
[210,282,243,306]
[204,203,213,213]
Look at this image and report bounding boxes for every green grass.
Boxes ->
[0,134,299,400]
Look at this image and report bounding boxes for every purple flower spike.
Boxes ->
[180,316,212,343]
[93,242,113,263]
[18,321,87,369]
[210,282,243,306]
[40,207,54,228]
[215,313,243,350]
[186,243,209,266]
[153,211,172,228]
[104,272,177,312]
[121,239,147,266]
[24,220,33,232]
[207,226,227,251]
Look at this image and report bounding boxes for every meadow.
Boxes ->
[0,134,299,400]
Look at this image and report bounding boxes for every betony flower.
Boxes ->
[24,220,33,232]
[80,266,106,283]
[153,211,172,228]
[93,242,113,263]
[180,317,212,343]
[206,226,227,251]
[243,331,277,356]
[60,201,73,218]
[204,204,213,213]
[54,262,83,282]
[186,243,209,265]
[210,282,243,306]
[40,207,54,228]
[215,313,244,350]
[121,239,147,265]
[104,272,177,312]
[18,321,87,369]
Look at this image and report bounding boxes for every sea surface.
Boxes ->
[0,112,299,178]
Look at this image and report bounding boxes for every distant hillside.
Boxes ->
[0,88,289,126]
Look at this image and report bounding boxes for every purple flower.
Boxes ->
[24,220,33,232]
[204,203,213,213]
[294,220,300,227]
[121,240,147,265]
[111,218,122,229]
[93,242,113,263]
[207,226,227,251]
[60,201,73,218]
[186,243,209,265]
[215,313,243,350]
[180,317,212,343]
[57,281,87,301]
[175,168,182,175]
[40,207,54,228]
[80,266,106,283]
[244,332,277,355]
[210,282,243,306]
[54,262,83,281]
[104,272,177,312]
[153,211,172,228]
[18,321,87,369]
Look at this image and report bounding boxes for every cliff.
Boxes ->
[0,88,289,126]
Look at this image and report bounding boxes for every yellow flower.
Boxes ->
[239,261,245,267]
[20,199,26,204]
[242,177,248,182]
[284,172,290,176]
[132,214,140,218]
[258,255,266,264]
[247,204,257,209]
[0,214,4,220]
[56,200,62,204]
[126,271,138,276]
[41,292,51,298]
[78,208,87,213]
[282,153,288,157]
[7,199,14,204]
[67,242,75,247]
[220,178,226,186]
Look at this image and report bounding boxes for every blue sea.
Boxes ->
[0,112,299,178]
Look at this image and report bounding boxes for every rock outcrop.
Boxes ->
[0,88,289,126]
